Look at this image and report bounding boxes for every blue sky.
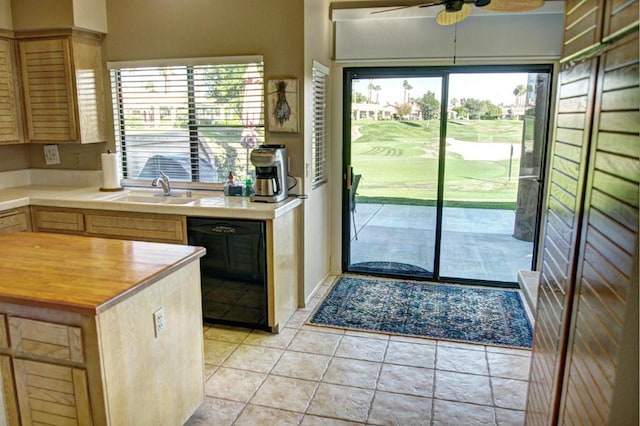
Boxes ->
[353,73,529,106]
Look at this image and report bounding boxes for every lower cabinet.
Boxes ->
[31,206,187,244]
[0,208,31,235]
[13,360,91,426]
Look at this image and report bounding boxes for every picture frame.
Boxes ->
[267,78,298,133]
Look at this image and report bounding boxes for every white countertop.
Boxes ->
[0,185,302,220]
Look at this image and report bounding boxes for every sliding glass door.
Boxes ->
[346,75,442,278]
[343,65,551,285]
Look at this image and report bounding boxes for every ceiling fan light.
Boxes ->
[435,3,472,25]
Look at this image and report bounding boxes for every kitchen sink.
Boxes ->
[110,192,197,205]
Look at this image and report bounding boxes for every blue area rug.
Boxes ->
[309,276,533,348]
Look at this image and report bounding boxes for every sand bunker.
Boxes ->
[446,138,521,161]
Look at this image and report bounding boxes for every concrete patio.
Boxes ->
[349,203,534,283]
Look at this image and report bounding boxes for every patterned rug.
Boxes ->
[308,276,533,348]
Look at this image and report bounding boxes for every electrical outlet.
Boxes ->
[153,307,166,337]
[43,145,60,165]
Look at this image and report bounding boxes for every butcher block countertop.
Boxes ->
[0,232,205,315]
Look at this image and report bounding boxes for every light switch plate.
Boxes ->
[44,145,60,165]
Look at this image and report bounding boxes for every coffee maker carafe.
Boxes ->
[250,145,288,203]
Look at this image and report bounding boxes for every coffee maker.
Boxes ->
[250,145,288,203]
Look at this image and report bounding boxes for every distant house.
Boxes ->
[351,103,395,120]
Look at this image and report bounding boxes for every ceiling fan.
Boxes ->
[372,0,545,26]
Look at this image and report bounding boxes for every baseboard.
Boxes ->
[518,270,540,322]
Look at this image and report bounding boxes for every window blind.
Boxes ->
[312,61,329,188]
[109,58,264,186]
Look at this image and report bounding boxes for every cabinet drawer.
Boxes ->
[13,359,91,425]
[32,207,84,233]
[85,211,186,243]
[9,317,84,363]
[0,208,30,235]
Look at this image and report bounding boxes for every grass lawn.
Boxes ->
[352,119,524,207]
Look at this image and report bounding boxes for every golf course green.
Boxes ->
[351,119,525,208]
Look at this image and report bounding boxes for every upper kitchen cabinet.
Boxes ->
[16,29,107,144]
[0,33,22,145]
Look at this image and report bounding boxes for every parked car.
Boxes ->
[137,154,217,182]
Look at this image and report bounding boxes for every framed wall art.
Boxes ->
[267,78,298,132]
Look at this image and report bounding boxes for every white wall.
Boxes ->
[333,3,564,62]
[303,0,334,303]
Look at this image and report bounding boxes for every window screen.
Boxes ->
[109,57,264,186]
[312,61,329,188]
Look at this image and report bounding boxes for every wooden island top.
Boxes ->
[0,232,205,315]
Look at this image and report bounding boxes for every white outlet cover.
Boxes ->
[153,307,166,337]
[44,145,61,165]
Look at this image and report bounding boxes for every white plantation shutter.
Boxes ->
[312,61,329,188]
[109,56,264,186]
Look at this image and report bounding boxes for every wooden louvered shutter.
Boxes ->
[562,0,605,59]
[559,12,639,426]
[525,57,599,426]
[0,37,21,144]
[19,37,78,142]
[526,0,639,424]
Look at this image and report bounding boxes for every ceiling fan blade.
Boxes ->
[435,3,472,25]
[418,1,447,8]
[370,1,444,14]
[482,0,544,12]
[370,5,415,14]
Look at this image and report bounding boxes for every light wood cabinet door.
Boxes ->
[0,37,21,145]
[19,37,77,142]
[17,30,106,144]
[0,355,19,426]
[85,210,187,244]
[0,207,31,235]
[9,317,84,363]
[31,206,85,234]
[13,359,92,426]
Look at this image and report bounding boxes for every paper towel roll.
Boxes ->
[101,152,121,189]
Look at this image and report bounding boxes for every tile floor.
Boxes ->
[185,280,532,426]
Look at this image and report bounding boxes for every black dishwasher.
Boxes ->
[187,218,268,330]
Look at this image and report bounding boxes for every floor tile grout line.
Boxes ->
[205,325,299,425]
[430,343,439,425]
[236,325,307,425]
[300,329,348,422]
[485,347,500,426]
[364,336,391,424]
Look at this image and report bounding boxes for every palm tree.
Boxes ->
[367,81,375,104]
[402,80,413,104]
[373,85,382,104]
[513,84,526,106]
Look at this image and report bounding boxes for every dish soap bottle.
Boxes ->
[245,178,253,196]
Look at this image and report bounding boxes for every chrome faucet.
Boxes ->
[151,171,172,195]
